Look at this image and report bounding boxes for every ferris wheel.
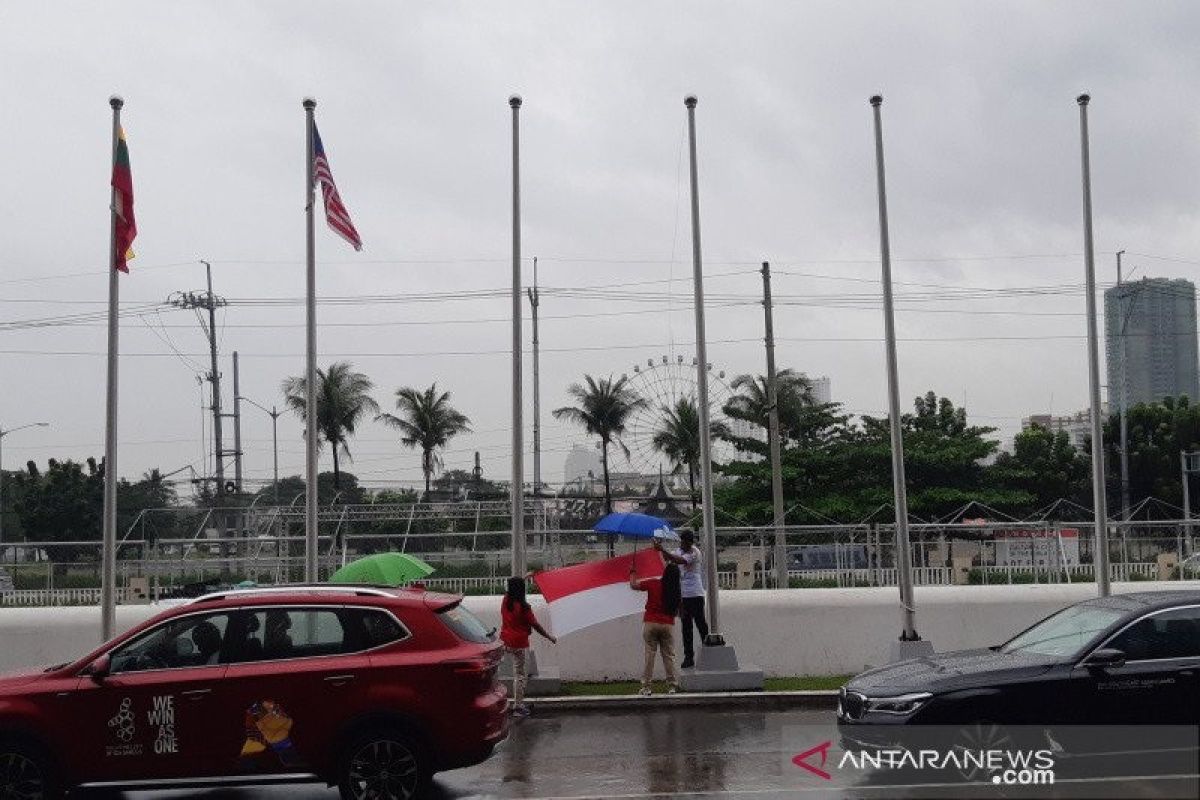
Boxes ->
[619,353,748,477]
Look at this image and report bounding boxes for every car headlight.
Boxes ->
[863,692,933,716]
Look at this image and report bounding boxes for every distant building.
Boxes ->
[1021,405,1107,451]
[1105,277,1200,412]
[802,374,833,405]
[563,443,602,486]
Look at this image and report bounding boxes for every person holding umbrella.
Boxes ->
[501,576,556,719]
[661,528,709,669]
[630,540,683,695]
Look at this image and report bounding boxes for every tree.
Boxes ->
[651,396,728,507]
[281,361,379,489]
[377,383,472,495]
[989,426,1088,515]
[1102,395,1200,513]
[723,369,815,441]
[553,374,647,514]
[10,458,104,565]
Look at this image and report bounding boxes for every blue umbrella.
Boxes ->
[593,512,679,541]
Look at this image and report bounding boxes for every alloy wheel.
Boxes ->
[346,738,420,800]
[0,752,44,800]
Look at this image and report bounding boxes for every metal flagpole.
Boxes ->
[684,96,723,642]
[510,95,526,578]
[303,97,319,583]
[761,262,788,590]
[869,96,921,645]
[1077,94,1111,598]
[101,95,123,639]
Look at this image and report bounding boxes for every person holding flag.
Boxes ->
[629,539,683,695]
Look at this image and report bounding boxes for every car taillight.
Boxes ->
[445,657,498,692]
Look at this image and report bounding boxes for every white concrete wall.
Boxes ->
[2,582,1196,679]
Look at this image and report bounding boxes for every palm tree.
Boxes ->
[652,396,729,507]
[377,383,472,495]
[723,368,814,438]
[281,361,379,490]
[553,374,647,515]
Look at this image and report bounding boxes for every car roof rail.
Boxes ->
[189,584,400,604]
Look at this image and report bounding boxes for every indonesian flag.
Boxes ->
[533,550,664,637]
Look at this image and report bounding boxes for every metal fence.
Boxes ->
[1,516,1195,606]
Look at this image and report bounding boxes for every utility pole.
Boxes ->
[239,395,281,505]
[528,256,542,515]
[169,264,230,506]
[1117,250,1130,521]
[761,262,788,590]
[232,351,243,494]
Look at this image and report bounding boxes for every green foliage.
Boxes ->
[651,396,728,505]
[281,361,380,489]
[553,374,647,515]
[378,383,471,494]
[1103,395,1200,511]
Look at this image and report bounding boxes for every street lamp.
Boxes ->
[0,422,50,551]
[236,396,281,505]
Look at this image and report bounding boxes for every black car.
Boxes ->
[838,590,1200,727]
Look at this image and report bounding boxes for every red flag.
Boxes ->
[111,126,136,272]
[533,550,665,636]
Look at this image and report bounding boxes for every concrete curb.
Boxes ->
[525,689,838,714]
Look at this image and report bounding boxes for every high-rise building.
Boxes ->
[1104,277,1199,412]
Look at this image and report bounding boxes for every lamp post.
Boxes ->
[0,422,50,551]
[237,396,281,505]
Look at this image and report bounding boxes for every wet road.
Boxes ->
[127,707,1198,799]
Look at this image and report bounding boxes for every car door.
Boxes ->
[71,610,233,783]
[1072,605,1200,725]
[214,606,377,778]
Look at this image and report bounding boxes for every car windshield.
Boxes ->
[1000,604,1126,658]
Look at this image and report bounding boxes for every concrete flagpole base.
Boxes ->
[678,643,764,692]
[888,638,935,663]
[499,649,562,697]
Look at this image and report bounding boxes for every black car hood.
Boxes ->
[846,648,1059,696]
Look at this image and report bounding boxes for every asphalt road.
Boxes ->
[126,707,1199,800]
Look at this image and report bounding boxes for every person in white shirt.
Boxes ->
[662,528,709,669]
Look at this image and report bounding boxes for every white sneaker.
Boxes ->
[638,687,653,697]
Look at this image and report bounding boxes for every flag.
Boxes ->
[533,550,665,637]
[111,126,136,272]
[313,124,362,251]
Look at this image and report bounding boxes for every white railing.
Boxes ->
[0,586,159,607]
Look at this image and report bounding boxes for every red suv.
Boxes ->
[0,585,508,800]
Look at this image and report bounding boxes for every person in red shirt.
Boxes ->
[630,544,683,695]
[500,576,556,718]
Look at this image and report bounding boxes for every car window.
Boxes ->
[1000,604,1126,658]
[110,612,231,673]
[340,608,409,650]
[437,604,495,644]
[1107,607,1200,660]
[230,608,348,662]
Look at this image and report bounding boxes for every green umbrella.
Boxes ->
[329,553,435,586]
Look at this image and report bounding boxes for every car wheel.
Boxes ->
[337,728,430,800]
[0,740,59,800]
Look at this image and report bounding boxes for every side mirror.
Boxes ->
[1085,648,1126,670]
[87,654,112,682]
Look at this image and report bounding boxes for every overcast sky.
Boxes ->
[1,1,1198,494]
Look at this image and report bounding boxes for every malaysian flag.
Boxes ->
[312,124,362,250]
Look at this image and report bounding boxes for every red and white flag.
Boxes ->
[533,550,664,637]
[312,124,362,250]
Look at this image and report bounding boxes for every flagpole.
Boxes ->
[870,96,930,659]
[101,95,123,639]
[510,95,526,578]
[303,97,319,583]
[1077,93,1111,598]
[684,95,722,643]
